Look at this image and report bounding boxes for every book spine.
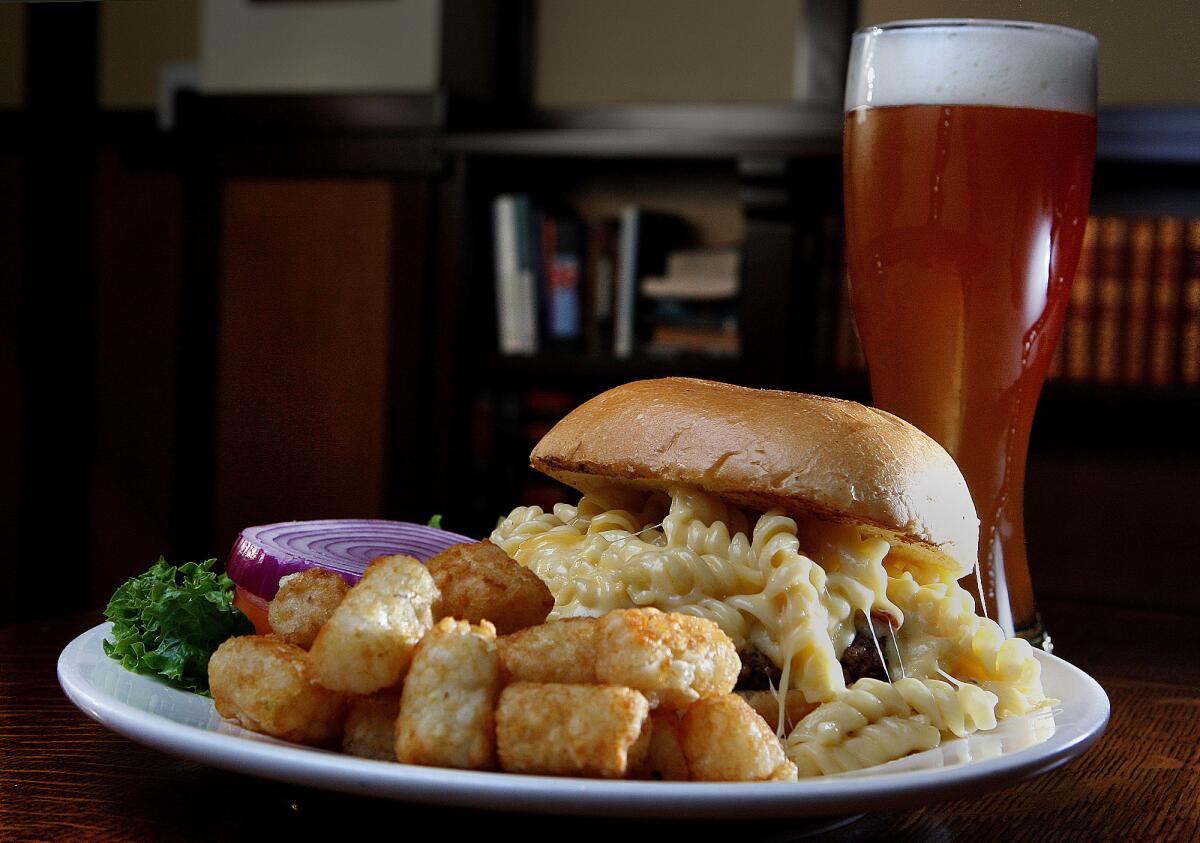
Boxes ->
[540,214,558,343]
[1066,216,1099,382]
[531,204,550,346]
[582,221,598,356]
[584,220,616,357]
[493,195,523,355]
[517,196,540,354]
[1149,216,1184,387]
[1047,332,1066,380]
[548,218,583,345]
[1093,216,1128,384]
[649,325,740,356]
[1180,219,1200,387]
[614,206,639,359]
[834,266,864,372]
[1122,218,1156,384]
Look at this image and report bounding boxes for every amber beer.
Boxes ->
[843,21,1098,643]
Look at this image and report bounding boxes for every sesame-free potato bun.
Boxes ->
[530,378,978,579]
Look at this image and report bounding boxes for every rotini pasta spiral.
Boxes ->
[493,491,857,705]
[492,485,1048,776]
[789,715,942,777]
[787,677,998,746]
[802,521,902,655]
[492,506,567,558]
[728,512,844,704]
[887,573,1046,717]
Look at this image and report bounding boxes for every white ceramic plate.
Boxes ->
[58,623,1108,819]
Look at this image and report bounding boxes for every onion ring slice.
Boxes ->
[227,519,475,600]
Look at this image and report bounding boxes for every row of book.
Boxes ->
[492,194,741,359]
[832,215,1200,388]
[1049,215,1200,387]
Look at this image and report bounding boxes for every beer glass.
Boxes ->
[843,20,1097,646]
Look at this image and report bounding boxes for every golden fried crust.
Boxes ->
[268,568,349,649]
[680,694,798,782]
[497,617,599,684]
[342,694,401,761]
[308,555,439,695]
[631,710,690,781]
[628,712,654,775]
[426,541,554,635]
[594,608,740,709]
[496,683,650,778]
[209,635,345,746]
[529,378,977,578]
[395,618,500,770]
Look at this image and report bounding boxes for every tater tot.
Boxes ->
[594,608,740,709]
[209,635,345,746]
[268,568,349,649]
[426,541,554,635]
[680,694,798,781]
[738,690,818,734]
[309,555,438,695]
[394,618,501,770]
[628,712,654,775]
[496,683,650,778]
[631,710,689,781]
[497,617,598,684]
[342,694,400,761]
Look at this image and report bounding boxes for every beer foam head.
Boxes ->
[845,19,1097,114]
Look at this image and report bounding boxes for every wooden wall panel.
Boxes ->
[215,179,393,549]
[1026,451,1200,612]
[19,3,98,619]
[91,148,182,602]
[0,151,21,620]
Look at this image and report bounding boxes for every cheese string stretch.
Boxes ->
[492,486,1048,776]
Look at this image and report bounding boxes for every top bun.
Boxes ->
[530,378,978,578]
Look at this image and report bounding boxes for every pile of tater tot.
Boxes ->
[207,541,799,781]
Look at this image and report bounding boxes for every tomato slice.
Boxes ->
[234,584,272,635]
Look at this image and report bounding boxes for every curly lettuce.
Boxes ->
[103,557,254,694]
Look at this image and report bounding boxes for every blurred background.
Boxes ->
[1,0,1197,623]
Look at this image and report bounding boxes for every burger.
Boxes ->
[491,378,1046,770]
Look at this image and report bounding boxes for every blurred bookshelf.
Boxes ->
[160,95,1200,608]
[433,105,847,533]
[9,3,1199,620]
[414,104,1200,546]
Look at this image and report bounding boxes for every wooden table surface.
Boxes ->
[2,599,1197,842]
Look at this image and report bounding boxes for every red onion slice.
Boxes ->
[227,519,475,600]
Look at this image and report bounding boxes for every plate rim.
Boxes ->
[57,622,1110,819]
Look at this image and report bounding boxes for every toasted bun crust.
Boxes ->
[530,378,978,578]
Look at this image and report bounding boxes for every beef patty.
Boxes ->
[735,624,891,692]
[839,625,891,685]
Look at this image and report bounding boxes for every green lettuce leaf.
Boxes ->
[102,557,254,695]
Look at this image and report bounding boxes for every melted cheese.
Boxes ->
[492,485,1048,775]
[493,487,901,705]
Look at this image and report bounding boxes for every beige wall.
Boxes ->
[535,0,802,105]
[7,2,1196,111]
[860,0,1200,106]
[1,3,199,111]
[0,5,24,108]
[200,0,441,94]
[101,0,199,110]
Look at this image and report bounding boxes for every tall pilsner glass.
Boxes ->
[843,20,1097,646]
